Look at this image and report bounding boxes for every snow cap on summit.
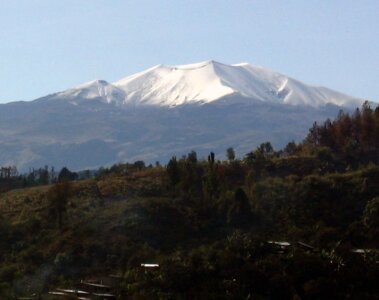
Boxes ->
[47,61,364,108]
[113,61,364,108]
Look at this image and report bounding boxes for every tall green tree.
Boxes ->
[167,156,180,188]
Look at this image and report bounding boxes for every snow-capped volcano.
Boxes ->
[0,60,369,171]
[110,60,363,108]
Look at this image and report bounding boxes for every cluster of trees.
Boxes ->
[304,102,379,165]
[166,150,252,228]
[0,166,18,179]
[164,148,379,240]
[0,165,81,194]
[0,166,20,193]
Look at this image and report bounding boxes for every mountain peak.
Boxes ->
[113,60,236,106]
[56,79,125,104]
[112,61,363,108]
[44,61,364,108]
[164,60,220,69]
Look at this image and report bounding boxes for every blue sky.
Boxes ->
[0,0,378,103]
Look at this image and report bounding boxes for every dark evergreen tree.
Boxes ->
[58,167,78,182]
[133,160,146,170]
[167,156,180,188]
[227,188,251,226]
[47,181,71,229]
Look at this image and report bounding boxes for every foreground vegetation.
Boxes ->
[0,103,378,299]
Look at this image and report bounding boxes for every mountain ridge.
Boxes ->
[32,60,365,108]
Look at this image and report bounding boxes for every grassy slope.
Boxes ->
[0,169,170,294]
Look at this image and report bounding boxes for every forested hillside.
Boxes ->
[0,103,378,299]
